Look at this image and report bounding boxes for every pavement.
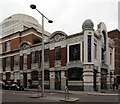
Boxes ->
[25,88,120,96]
[24,88,120,102]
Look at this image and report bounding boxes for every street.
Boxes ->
[1,89,120,103]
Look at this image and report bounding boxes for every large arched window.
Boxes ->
[68,68,83,81]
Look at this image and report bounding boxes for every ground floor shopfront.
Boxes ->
[3,64,114,92]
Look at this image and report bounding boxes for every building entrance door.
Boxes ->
[101,69,107,89]
[23,73,27,88]
[55,71,61,90]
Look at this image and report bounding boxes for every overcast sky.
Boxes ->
[0,0,119,35]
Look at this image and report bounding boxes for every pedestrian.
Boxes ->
[112,83,115,91]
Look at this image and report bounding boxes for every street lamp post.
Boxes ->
[30,4,53,97]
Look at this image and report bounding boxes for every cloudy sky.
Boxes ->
[0,0,119,35]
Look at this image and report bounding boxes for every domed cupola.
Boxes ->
[82,19,94,31]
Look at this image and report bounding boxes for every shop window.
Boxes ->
[44,70,49,80]
[68,68,83,81]
[69,44,80,61]
[6,72,10,81]
[32,71,38,81]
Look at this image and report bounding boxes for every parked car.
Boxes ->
[10,83,24,91]
[0,81,10,90]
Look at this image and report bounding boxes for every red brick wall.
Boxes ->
[2,42,5,53]
[2,31,42,52]
[61,47,67,66]
[108,30,120,83]
[11,37,20,50]
[21,34,42,45]
[49,50,55,67]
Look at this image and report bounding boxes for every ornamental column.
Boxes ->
[49,46,55,90]
[82,19,94,91]
[106,73,110,90]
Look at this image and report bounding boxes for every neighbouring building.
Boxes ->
[0,14,115,92]
[0,14,50,40]
[108,29,120,85]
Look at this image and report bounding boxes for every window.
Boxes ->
[44,49,49,62]
[32,71,38,81]
[32,51,39,63]
[14,55,19,70]
[5,41,11,51]
[55,46,61,60]
[0,43,2,54]
[23,54,27,65]
[68,68,83,81]
[6,57,11,71]
[94,43,97,59]
[0,58,2,73]
[88,36,91,62]
[69,44,80,61]
[101,49,105,63]
[110,53,112,65]
[44,70,49,80]
[6,72,10,81]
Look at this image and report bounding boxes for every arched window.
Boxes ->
[68,68,83,81]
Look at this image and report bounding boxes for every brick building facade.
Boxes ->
[108,29,120,85]
[0,18,115,92]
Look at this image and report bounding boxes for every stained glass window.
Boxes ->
[88,36,91,62]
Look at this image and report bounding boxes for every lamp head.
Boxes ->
[48,20,53,23]
[30,4,36,9]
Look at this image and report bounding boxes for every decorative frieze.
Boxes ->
[55,60,61,67]
[31,63,39,70]
[67,36,84,45]
[44,62,49,68]
[83,64,94,69]
[108,38,115,48]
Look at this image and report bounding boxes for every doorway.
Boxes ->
[55,71,61,90]
[101,69,107,89]
[93,70,97,91]
[23,73,27,88]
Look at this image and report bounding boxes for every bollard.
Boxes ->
[65,86,69,99]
